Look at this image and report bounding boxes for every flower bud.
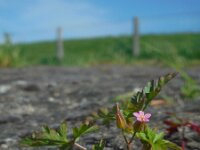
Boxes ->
[133,121,146,132]
[115,103,127,129]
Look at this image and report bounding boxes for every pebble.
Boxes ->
[0,85,11,94]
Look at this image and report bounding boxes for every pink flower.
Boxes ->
[133,111,151,122]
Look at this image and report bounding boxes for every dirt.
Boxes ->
[0,65,199,150]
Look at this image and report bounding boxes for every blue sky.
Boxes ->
[0,0,200,43]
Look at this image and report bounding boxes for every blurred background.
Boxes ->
[0,0,200,67]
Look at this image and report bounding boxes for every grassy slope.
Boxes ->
[4,33,200,66]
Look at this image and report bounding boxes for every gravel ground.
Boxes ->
[0,65,199,150]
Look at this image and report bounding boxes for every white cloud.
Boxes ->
[21,0,109,31]
[0,0,131,42]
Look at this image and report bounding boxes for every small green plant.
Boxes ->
[21,122,98,150]
[0,45,25,67]
[137,127,181,150]
[21,73,181,150]
[146,42,200,99]
[178,70,200,99]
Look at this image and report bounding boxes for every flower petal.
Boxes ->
[145,113,151,119]
[139,111,144,116]
[133,112,140,117]
[137,117,143,122]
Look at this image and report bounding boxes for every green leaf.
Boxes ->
[42,125,51,133]
[92,140,105,150]
[73,124,99,141]
[93,73,177,123]
[92,107,115,125]
[136,133,149,142]
[153,132,164,143]
[20,123,69,148]
[136,127,181,150]
[131,72,177,111]
[58,122,68,141]
[163,140,182,150]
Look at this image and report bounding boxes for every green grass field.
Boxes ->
[0,33,200,67]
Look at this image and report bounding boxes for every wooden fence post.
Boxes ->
[132,17,140,56]
[56,27,64,62]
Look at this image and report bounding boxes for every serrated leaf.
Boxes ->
[42,125,51,133]
[153,132,164,143]
[137,127,181,150]
[136,133,148,142]
[93,107,115,125]
[58,122,68,141]
[20,123,70,148]
[73,124,99,141]
[164,140,182,150]
[131,72,177,110]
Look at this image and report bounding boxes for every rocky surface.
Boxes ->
[0,66,199,150]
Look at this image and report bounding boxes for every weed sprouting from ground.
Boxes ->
[21,73,181,150]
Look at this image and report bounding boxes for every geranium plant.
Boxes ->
[21,73,181,150]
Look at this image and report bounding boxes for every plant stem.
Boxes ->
[74,143,87,150]
[122,131,137,150]
[122,131,131,150]
[128,131,137,144]
[122,132,129,144]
